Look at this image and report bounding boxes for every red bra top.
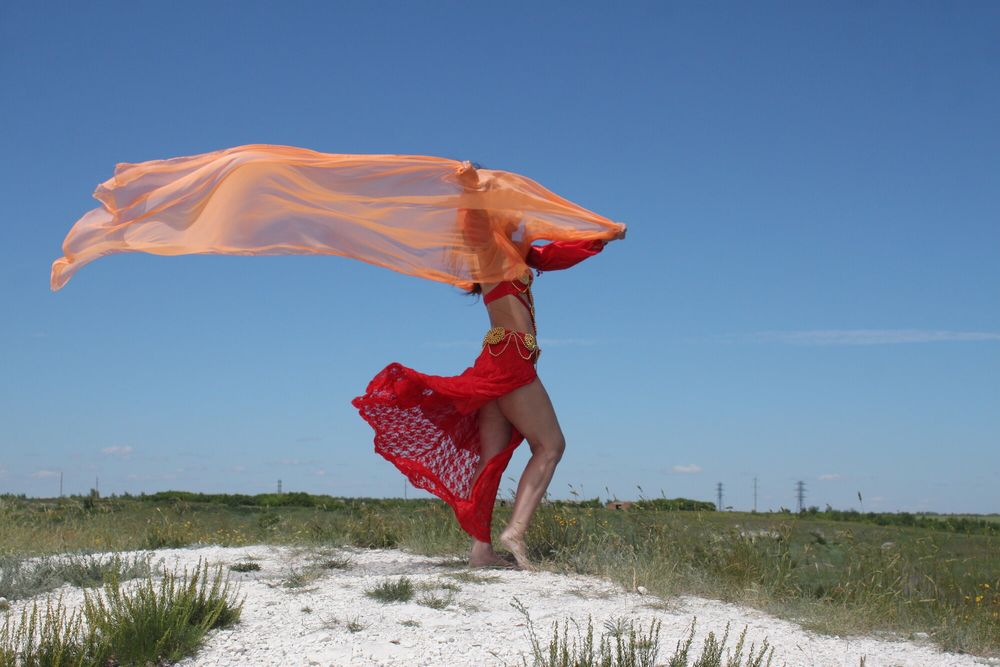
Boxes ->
[483,273,535,331]
[482,274,532,308]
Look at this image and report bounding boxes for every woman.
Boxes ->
[49,144,624,569]
[352,220,626,570]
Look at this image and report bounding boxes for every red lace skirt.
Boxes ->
[352,328,540,542]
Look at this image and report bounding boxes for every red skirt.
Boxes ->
[352,327,540,542]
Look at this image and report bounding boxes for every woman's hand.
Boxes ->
[612,223,627,241]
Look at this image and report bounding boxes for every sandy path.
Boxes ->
[5,545,997,667]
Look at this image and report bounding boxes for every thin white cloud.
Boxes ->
[819,473,842,481]
[314,469,327,476]
[32,470,60,478]
[277,458,313,466]
[101,445,133,457]
[231,465,246,473]
[672,464,702,474]
[742,330,1000,346]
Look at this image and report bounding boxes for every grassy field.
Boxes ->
[0,493,997,660]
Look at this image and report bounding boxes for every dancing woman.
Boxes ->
[352,211,626,570]
[49,145,625,570]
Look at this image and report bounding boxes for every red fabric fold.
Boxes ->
[352,330,539,542]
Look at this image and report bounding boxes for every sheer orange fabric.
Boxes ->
[50,144,624,291]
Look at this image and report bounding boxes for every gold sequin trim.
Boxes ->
[481,327,540,361]
[483,326,506,345]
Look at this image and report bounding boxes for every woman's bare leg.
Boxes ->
[495,377,566,571]
[469,399,514,567]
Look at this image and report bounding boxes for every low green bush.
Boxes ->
[0,559,242,667]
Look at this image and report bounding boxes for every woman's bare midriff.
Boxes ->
[480,271,535,336]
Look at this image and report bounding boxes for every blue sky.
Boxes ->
[2,2,997,513]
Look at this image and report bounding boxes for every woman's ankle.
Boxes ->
[501,520,528,541]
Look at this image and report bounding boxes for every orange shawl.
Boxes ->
[50,144,624,291]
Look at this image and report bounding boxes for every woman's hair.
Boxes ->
[462,161,487,298]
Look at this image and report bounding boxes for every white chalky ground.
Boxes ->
[5,545,998,667]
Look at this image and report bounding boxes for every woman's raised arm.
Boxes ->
[525,239,609,272]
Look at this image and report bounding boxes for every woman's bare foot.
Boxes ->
[499,529,536,572]
[469,552,516,569]
[469,540,516,568]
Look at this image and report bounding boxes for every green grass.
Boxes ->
[415,579,461,608]
[229,561,261,573]
[345,615,367,633]
[417,591,454,610]
[365,577,415,603]
[0,559,242,666]
[445,570,501,584]
[1,494,997,659]
[0,552,152,603]
[513,598,778,667]
[279,565,323,590]
[316,556,353,570]
[419,579,461,593]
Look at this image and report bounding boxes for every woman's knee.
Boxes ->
[532,432,566,464]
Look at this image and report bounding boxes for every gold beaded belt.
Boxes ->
[481,326,540,361]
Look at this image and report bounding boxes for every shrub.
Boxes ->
[365,577,414,603]
[0,559,242,666]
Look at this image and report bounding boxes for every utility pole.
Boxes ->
[716,482,723,511]
[59,471,63,498]
[277,479,282,494]
[753,477,758,513]
[96,476,99,495]
[795,480,806,513]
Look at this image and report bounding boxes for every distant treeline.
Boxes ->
[4,492,993,536]
[632,498,718,511]
[797,506,998,536]
[129,491,715,512]
[545,497,715,511]
[131,491,436,510]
